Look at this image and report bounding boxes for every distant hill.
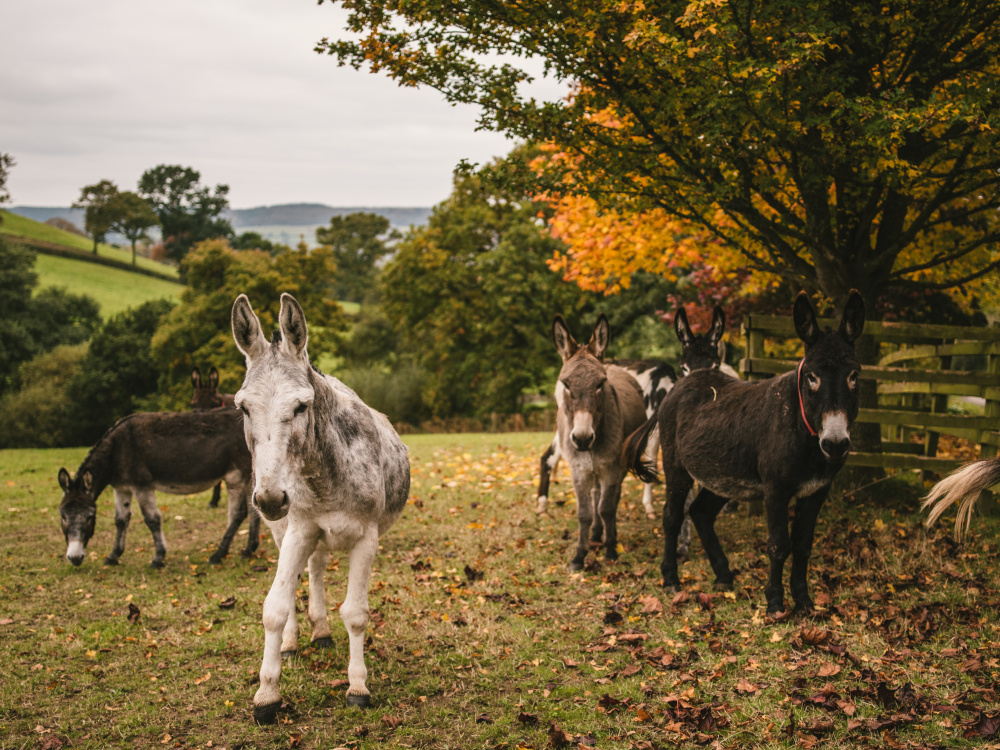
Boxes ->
[9,203,431,248]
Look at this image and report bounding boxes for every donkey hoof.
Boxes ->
[311,637,335,649]
[714,581,734,592]
[253,701,281,725]
[568,560,585,572]
[346,692,370,709]
[208,553,224,565]
[104,556,119,566]
[240,548,255,559]
[149,559,165,569]
[280,650,298,660]
[645,512,656,520]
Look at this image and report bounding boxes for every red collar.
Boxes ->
[797,359,818,437]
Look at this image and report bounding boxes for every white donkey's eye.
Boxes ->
[293,402,308,416]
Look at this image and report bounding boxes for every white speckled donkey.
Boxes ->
[232,293,409,724]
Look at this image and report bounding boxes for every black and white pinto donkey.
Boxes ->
[57,409,257,567]
[537,306,738,557]
[626,291,865,615]
[923,457,1000,541]
[552,314,647,570]
[231,293,409,723]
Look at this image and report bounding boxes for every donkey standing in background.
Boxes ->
[553,314,647,570]
[626,291,865,615]
[190,366,237,509]
[58,408,258,567]
[232,293,409,722]
[536,305,737,529]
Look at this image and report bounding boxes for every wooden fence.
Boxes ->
[740,314,1000,474]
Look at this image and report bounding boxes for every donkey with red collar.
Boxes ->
[626,291,865,615]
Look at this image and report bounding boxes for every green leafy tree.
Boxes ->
[110,191,160,266]
[0,152,14,221]
[0,238,101,393]
[138,165,232,262]
[150,238,347,408]
[379,153,596,417]
[64,299,175,445]
[316,212,399,302]
[72,179,119,254]
[0,344,88,449]
[232,231,282,255]
[321,0,1000,307]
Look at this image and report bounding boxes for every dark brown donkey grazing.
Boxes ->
[553,314,647,570]
[58,409,258,567]
[625,291,865,615]
[190,366,237,509]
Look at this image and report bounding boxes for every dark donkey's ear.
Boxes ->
[278,293,309,360]
[839,290,866,344]
[58,468,71,492]
[552,315,578,361]
[81,471,93,493]
[190,367,202,389]
[708,306,726,346]
[793,291,822,347]
[208,366,219,390]
[232,295,268,361]
[587,314,610,361]
[674,306,694,346]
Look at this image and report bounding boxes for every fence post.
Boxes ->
[979,348,1000,516]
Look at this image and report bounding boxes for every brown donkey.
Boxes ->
[553,314,647,570]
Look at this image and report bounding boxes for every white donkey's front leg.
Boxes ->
[641,426,660,519]
[341,526,379,708]
[253,522,317,725]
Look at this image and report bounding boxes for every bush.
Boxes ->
[0,344,87,448]
[337,360,430,427]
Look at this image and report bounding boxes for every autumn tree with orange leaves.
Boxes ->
[320,0,1000,310]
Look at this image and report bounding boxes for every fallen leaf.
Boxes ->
[127,603,140,624]
[475,714,493,724]
[547,721,573,748]
[672,590,690,606]
[218,597,236,609]
[0,618,13,625]
[288,732,302,748]
[640,596,663,614]
[382,715,403,729]
[193,672,211,685]
[518,711,539,725]
[735,678,760,694]
[817,663,841,678]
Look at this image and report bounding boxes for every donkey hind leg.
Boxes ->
[598,479,623,563]
[253,524,318,724]
[536,437,560,514]
[135,490,167,568]
[763,493,793,616]
[209,482,222,508]
[569,468,597,570]
[640,426,660,519]
[341,528,379,707]
[676,485,697,562]
[105,488,133,565]
[209,481,249,564]
[789,487,830,612]
[687,488,734,590]
[307,545,334,647]
[242,499,261,559]
[660,468,694,592]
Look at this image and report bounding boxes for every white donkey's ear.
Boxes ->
[232,295,268,361]
[278,293,309,360]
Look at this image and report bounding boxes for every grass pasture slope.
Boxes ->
[33,253,183,319]
[1,434,999,749]
[1,210,180,279]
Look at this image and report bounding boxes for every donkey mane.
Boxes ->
[77,413,145,479]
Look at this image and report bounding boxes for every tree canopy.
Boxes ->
[320,0,1000,306]
[73,179,119,254]
[0,152,14,219]
[110,191,160,266]
[316,212,398,303]
[138,165,232,262]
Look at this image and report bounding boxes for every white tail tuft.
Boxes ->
[922,457,1000,541]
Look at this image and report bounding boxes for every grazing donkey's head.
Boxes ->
[675,305,726,375]
[57,468,96,565]
[553,314,612,452]
[232,293,315,522]
[794,290,866,462]
[190,366,226,410]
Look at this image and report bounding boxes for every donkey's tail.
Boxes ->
[624,413,660,484]
[922,457,1000,541]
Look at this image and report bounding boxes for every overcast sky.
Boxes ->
[2,0,559,208]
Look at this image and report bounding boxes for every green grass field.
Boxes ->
[1,435,999,749]
[34,253,183,319]
[1,210,179,279]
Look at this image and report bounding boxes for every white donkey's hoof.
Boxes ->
[346,692,370,709]
[253,701,281,725]
[535,496,548,515]
[645,511,656,520]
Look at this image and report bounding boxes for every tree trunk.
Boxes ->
[131,239,137,266]
[92,236,98,255]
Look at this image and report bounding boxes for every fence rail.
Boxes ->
[740,313,1000,474]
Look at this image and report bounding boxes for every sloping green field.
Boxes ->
[34,253,182,319]
[1,210,179,279]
